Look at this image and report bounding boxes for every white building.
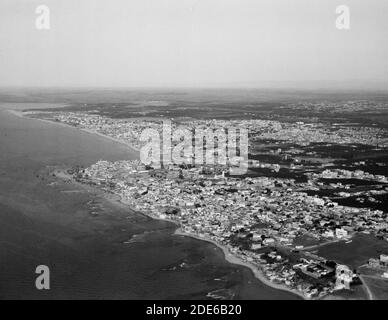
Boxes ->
[335,265,353,290]
[335,228,348,239]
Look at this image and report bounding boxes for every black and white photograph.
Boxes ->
[0,0,388,310]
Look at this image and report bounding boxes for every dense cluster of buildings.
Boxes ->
[287,100,388,115]
[44,111,388,152]
[51,112,157,150]
[253,121,388,147]
[35,109,388,298]
[307,169,388,183]
[70,159,387,298]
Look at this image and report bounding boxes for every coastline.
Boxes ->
[6,109,140,154]
[10,107,305,300]
[55,167,306,300]
[173,229,307,300]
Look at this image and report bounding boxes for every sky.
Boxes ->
[0,0,387,89]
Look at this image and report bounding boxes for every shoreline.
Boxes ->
[6,109,140,154]
[55,167,305,299]
[173,229,307,300]
[10,107,305,300]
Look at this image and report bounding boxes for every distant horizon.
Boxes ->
[1,0,387,88]
[1,82,388,106]
[0,80,388,92]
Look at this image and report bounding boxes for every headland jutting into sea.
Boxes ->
[10,105,388,300]
[2,106,301,300]
[9,109,305,299]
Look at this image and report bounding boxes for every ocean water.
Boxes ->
[0,103,299,299]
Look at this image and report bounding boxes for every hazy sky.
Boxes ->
[0,0,387,88]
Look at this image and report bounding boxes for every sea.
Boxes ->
[0,103,299,299]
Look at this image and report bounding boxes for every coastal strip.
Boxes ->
[9,108,305,300]
[174,229,306,299]
[6,109,140,153]
[54,168,305,300]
